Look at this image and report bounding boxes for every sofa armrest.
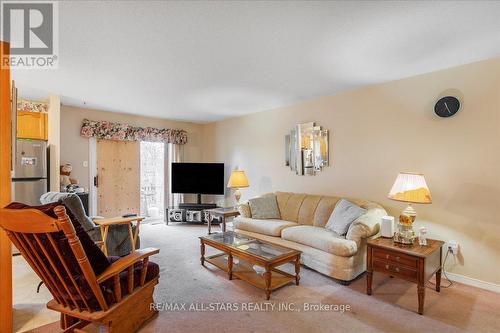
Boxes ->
[346,207,386,246]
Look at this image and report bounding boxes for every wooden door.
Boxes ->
[96,140,140,217]
[0,40,13,333]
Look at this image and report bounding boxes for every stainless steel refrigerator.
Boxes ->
[12,139,48,205]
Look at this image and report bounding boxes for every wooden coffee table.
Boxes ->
[199,231,301,300]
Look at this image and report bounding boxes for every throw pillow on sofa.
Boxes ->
[237,203,252,218]
[325,198,366,236]
[249,195,281,219]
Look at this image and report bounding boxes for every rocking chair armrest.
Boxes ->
[96,247,159,283]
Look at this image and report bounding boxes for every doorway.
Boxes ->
[140,141,165,222]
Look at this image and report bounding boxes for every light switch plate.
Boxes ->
[83,161,88,168]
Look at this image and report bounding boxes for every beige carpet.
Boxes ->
[26,223,500,333]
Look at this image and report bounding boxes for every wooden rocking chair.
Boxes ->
[0,205,160,333]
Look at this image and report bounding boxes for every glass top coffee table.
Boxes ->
[199,231,301,300]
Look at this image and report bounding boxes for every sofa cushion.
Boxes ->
[313,196,341,227]
[281,225,357,257]
[275,192,307,222]
[325,199,366,236]
[249,195,280,219]
[233,217,296,236]
[297,195,322,225]
[275,192,292,215]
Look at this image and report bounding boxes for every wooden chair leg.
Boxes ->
[61,317,90,333]
[61,314,79,329]
[104,281,158,333]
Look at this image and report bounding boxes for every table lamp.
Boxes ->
[227,170,249,206]
[388,172,432,244]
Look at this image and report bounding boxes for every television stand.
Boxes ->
[179,203,217,210]
[167,203,218,225]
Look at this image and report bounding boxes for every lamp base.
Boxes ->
[393,203,418,244]
[393,223,417,245]
[234,188,241,206]
[402,203,417,217]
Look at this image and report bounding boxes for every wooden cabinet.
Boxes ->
[367,237,444,315]
[17,111,48,140]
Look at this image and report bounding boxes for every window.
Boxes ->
[140,141,165,221]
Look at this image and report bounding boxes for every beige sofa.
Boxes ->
[234,192,387,283]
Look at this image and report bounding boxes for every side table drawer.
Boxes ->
[373,259,418,282]
[373,248,418,268]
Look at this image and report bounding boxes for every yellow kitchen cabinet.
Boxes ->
[17,111,48,140]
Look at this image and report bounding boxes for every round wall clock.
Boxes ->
[434,96,460,118]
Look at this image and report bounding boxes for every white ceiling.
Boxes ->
[12,1,500,123]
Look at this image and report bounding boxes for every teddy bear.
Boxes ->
[60,163,78,191]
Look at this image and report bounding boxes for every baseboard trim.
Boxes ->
[445,272,500,293]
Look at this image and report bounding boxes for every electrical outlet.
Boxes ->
[448,240,459,255]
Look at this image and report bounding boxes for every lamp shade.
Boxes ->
[388,172,432,204]
[227,170,249,188]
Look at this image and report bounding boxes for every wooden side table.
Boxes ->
[93,216,144,256]
[366,237,444,315]
[205,208,240,234]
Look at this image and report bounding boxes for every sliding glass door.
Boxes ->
[140,142,165,222]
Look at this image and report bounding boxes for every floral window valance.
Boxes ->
[80,119,187,145]
[18,99,48,113]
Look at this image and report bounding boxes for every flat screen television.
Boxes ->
[171,163,224,199]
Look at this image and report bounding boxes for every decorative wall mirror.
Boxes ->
[285,122,329,175]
